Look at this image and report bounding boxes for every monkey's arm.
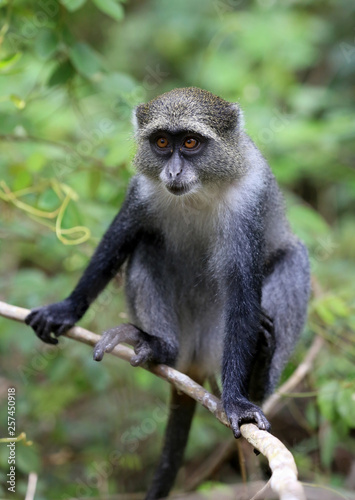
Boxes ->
[25,181,143,345]
[222,213,270,438]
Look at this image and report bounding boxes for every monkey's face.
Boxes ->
[133,88,244,193]
[145,130,208,196]
[134,128,238,197]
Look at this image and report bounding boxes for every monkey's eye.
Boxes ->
[183,137,199,149]
[156,137,169,148]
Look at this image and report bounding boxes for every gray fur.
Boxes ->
[25,87,310,500]
[127,88,310,498]
[129,87,310,393]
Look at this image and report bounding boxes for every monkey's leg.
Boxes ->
[94,234,180,367]
[125,237,180,365]
[145,387,197,500]
[249,311,276,403]
[261,241,310,396]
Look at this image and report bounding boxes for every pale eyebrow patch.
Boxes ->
[137,120,218,141]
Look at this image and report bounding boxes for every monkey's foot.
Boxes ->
[93,324,154,366]
[224,399,271,439]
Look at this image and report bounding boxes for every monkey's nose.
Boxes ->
[167,156,183,180]
[169,167,182,179]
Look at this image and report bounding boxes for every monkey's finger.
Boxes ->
[253,412,271,432]
[40,335,58,345]
[25,309,40,325]
[105,324,141,347]
[102,333,122,352]
[93,344,105,361]
[130,350,149,367]
[261,311,273,322]
[56,323,73,336]
[38,328,58,345]
[30,314,47,336]
[26,311,43,331]
[39,320,59,345]
[260,312,273,332]
[93,333,120,361]
[228,415,242,439]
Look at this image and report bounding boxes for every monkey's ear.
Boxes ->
[133,104,148,131]
[229,103,245,133]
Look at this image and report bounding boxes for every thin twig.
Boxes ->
[0,300,306,500]
[250,479,272,500]
[263,335,324,418]
[24,472,38,500]
[185,439,237,491]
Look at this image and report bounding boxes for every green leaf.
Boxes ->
[69,42,103,77]
[329,296,350,318]
[319,425,339,469]
[34,31,59,60]
[92,0,124,21]
[11,167,32,190]
[27,152,46,173]
[48,60,75,87]
[0,52,22,70]
[336,386,355,428]
[314,300,335,325]
[288,204,329,238]
[16,444,41,474]
[9,94,26,109]
[60,0,87,11]
[37,190,59,211]
[99,71,137,94]
[60,25,76,45]
[317,380,339,422]
[313,295,350,325]
[89,170,102,198]
[305,402,318,430]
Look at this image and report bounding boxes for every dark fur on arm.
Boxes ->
[69,182,143,311]
[221,211,270,438]
[25,180,144,343]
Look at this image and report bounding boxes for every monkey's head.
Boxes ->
[133,87,244,197]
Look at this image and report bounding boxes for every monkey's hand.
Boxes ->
[25,299,83,345]
[93,324,155,366]
[224,399,271,439]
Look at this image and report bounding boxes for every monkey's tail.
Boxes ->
[145,386,197,500]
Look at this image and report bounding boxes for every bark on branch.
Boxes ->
[0,300,306,500]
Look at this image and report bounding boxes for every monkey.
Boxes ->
[25,87,310,499]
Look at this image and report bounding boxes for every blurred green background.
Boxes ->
[0,0,354,498]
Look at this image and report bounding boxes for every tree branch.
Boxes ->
[0,300,306,500]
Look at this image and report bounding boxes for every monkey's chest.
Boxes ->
[125,236,225,375]
[168,253,226,375]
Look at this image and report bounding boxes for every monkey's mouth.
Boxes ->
[166,183,192,196]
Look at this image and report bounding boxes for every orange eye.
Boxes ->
[184,137,198,149]
[156,137,169,148]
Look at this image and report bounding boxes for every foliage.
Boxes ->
[0,0,354,498]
